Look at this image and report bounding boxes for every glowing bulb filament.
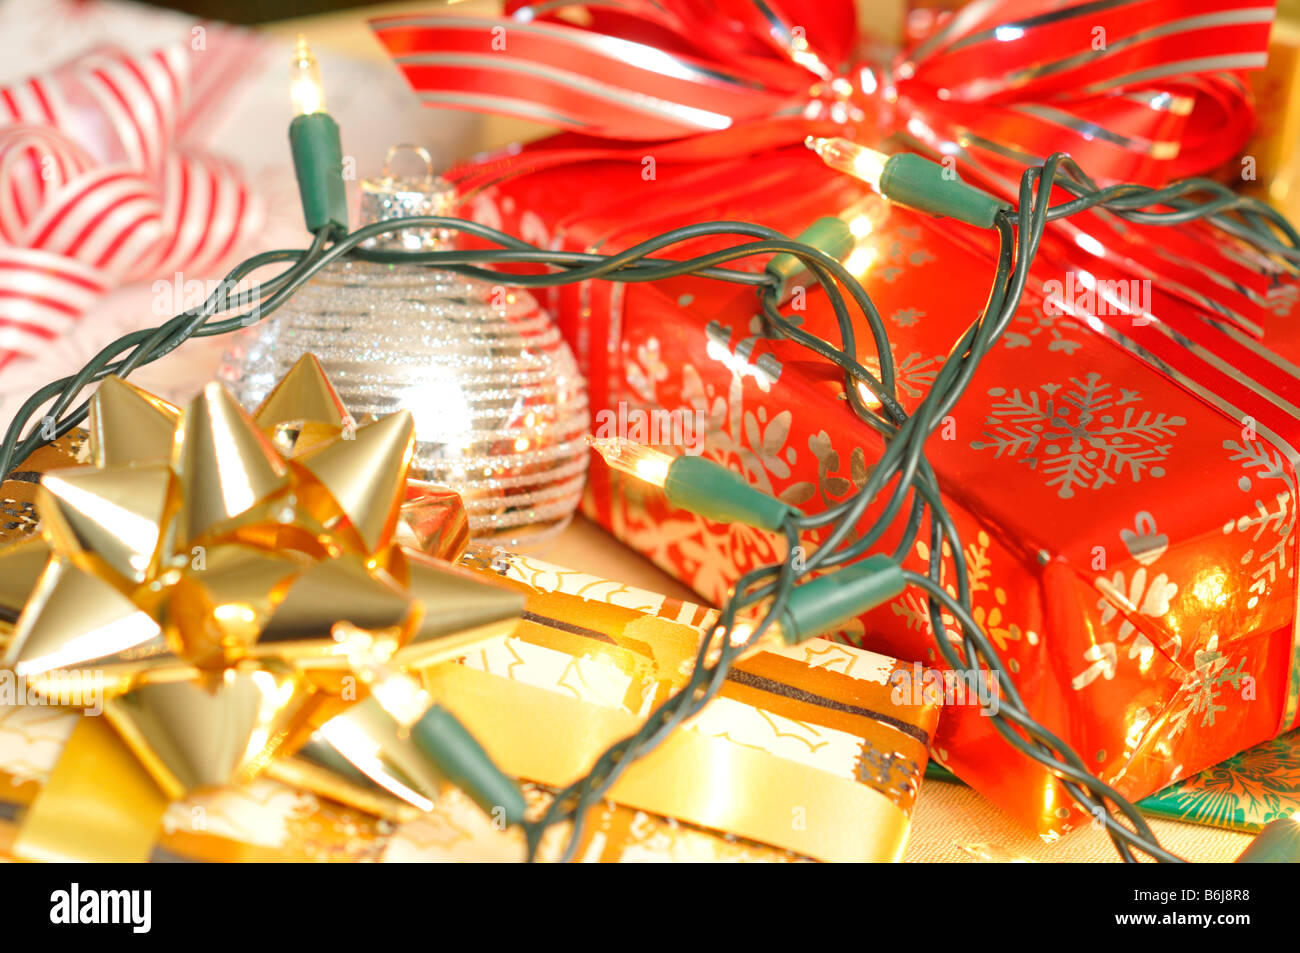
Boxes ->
[702,617,791,667]
[807,136,890,191]
[586,436,674,487]
[291,35,327,116]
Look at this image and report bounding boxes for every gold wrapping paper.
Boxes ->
[0,705,802,862]
[0,358,529,859]
[0,544,939,861]
[0,558,939,861]
[436,549,938,861]
[0,367,939,862]
[13,717,168,864]
[1245,14,1300,220]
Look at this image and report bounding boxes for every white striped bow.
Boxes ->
[0,39,262,369]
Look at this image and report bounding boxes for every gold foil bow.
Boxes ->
[0,355,525,861]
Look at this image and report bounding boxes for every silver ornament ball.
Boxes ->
[219,146,589,548]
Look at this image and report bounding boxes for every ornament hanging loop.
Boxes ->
[359,143,456,252]
[383,143,437,187]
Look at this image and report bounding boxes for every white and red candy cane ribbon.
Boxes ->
[0,38,262,369]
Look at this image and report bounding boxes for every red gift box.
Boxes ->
[374,1,1300,835]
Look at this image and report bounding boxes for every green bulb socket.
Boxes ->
[412,704,528,827]
[664,454,798,531]
[879,153,1009,229]
[289,112,349,237]
[778,554,906,644]
[765,216,857,300]
[1234,816,1300,862]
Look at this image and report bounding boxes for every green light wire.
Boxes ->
[3,152,1297,865]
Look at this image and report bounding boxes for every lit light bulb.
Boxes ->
[845,246,877,276]
[369,671,432,727]
[701,617,790,666]
[588,435,799,532]
[587,435,674,487]
[807,136,891,191]
[848,214,874,238]
[839,194,884,238]
[856,380,883,411]
[291,35,327,116]
[811,136,1010,229]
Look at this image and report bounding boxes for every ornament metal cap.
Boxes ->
[358,144,456,253]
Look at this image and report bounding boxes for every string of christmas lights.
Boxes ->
[4,40,1300,864]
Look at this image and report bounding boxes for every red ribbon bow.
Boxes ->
[0,39,262,370]
[372,0,1271,188]
[372,0,1286,343]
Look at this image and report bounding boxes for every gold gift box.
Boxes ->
[0,435,939,863]
[1245,12,1300,218]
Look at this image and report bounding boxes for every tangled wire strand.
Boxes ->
[4,151,1297,864]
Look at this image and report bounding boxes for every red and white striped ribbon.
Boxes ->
[0,35,262,367]
[0,126,93,242]
[0,246,109,357]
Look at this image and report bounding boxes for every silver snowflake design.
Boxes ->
[878,225,937,283]
[889,307,924,328]
[969,372,1186,499]
[1166,635,1250,739]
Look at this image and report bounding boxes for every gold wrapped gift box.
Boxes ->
[0,368,939,863]
[1244,9,1300,219]
[0,545,939,862]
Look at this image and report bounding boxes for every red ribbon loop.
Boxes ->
[373,0,1286,342]
[373,0,1273,187]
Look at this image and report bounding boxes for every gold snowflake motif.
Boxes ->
[1095,568,1179,666]
[1075,513,1180,692]
[625,337,669,403]
[611,338,793,604]
[679,356,795,495]
[971,600,1029,654]
[877,225,937,283]
[857,351,945,401]
[777,429,867,509]
[889,307,924,328]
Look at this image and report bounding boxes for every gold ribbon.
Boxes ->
[424,658,910,863]
[0,356,526,861]
[1,371,932,862]
[15,718,168,863]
